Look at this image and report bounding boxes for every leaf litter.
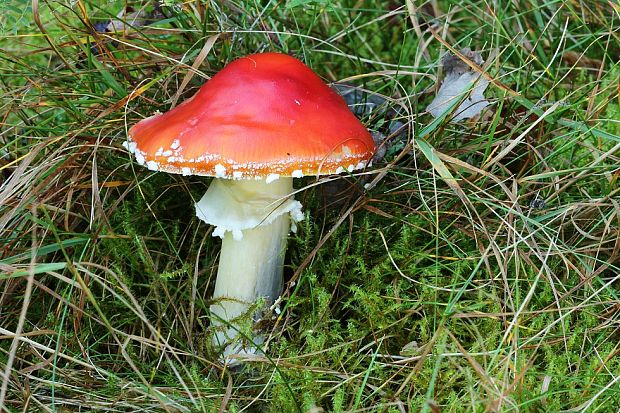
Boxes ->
[426,48,490,121]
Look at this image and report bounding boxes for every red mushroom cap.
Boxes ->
[126,52,375,179]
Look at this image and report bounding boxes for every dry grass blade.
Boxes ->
[0,206,38,407]
[170,34,220,108]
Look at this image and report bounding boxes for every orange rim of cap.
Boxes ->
[126,52,376,179]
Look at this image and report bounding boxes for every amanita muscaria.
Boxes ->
[125,52,376,359]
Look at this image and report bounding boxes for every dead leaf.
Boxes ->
[561,51,603,69]
[427,48,490,121]
[107,7,150,33]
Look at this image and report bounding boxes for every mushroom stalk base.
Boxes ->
[205,178,295,359]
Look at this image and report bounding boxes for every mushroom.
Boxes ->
[124,52,376,359]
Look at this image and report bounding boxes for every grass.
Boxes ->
[1,0,619,411]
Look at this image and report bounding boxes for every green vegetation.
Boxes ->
[1,0,619,411]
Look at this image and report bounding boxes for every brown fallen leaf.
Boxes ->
[561,51,603,69]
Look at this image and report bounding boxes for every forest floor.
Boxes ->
[1,1,619,411]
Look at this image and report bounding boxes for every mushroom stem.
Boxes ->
[210,210,289,352]
[196,177,300,358]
